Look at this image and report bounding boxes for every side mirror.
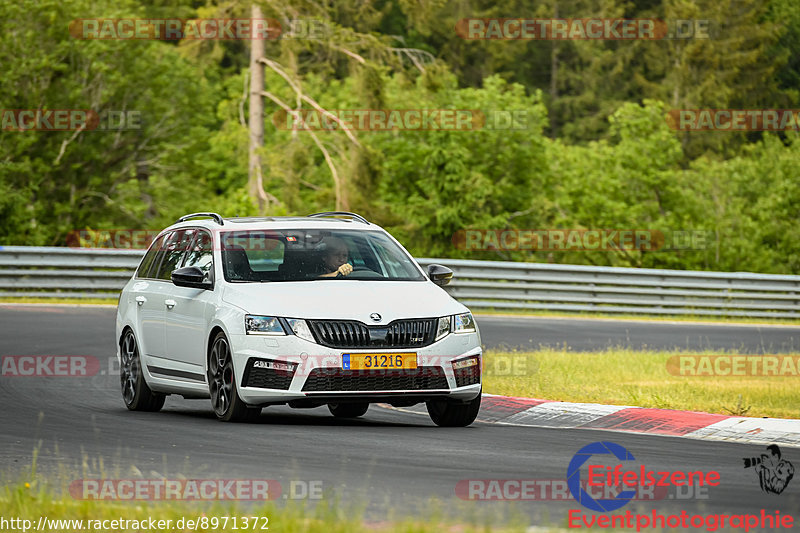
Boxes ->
[427,264,453,287]
[171,266,212,290]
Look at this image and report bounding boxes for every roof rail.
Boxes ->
[307,211,369,224]
[176,212,224,225]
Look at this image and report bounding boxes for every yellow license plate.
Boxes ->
[342,353,417,370]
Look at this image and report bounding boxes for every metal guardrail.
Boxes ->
[0,246,798,318]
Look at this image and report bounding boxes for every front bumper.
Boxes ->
[230,331,482,406]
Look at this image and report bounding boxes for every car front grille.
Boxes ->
[242,358,295,390]
[301,366,449,392]
[307,318,438,349]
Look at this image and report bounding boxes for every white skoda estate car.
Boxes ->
[116,212,482,426]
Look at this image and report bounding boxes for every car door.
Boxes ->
[130,232,171,361]
[142,228,195,377]
[165,229,215,377]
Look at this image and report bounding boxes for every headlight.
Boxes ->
[435,316,451,340]
[245,315,285,335]
[453,312,476,334]
[286,318,316,343]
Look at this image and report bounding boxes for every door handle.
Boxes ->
[135,296,146,306]
[165,299,176,309]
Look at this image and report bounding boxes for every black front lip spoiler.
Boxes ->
[302,391,451,399]
[251,391,454,408]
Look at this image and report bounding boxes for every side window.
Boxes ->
[182,231,213,280]
[154,229,195,281]
[136,234,167,278]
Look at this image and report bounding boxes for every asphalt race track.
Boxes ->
[2,304,800,526]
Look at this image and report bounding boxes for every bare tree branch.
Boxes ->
[258,57,361,149]
[261,90,346,210]
[255,163,281,207]
[239,73,249,128]
[332,44,366,64]
[53,122,89,165]
[390,47,435,73]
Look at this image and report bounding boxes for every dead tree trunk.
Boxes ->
[248,4,266,213]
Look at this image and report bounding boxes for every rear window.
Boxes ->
[136,233,167,278]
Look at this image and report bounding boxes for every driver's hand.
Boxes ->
[337,263,353,276]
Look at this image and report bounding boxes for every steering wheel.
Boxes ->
[347,266,384,278]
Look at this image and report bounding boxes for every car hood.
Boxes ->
[221,280,466,323]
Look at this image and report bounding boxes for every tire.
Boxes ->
[208,332,261,422]
[120,329,165,412]
[426,392,481,427]
[328,403,369,418]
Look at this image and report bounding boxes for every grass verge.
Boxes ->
[0,478,554,533]
[1,298,798,326]
[475,309,800,326]
[0,297,117,306]
[482,348,800,419]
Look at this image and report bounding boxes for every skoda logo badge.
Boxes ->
[370,313,381,322]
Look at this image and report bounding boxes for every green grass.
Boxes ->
[482,348,800,419]
[0,449,552,533]
[2,299,798,325]
[1,481,356,533]
[0,297,118,305]
[0,477,561,533]
[475,308,800,326]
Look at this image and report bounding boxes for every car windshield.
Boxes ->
[220,229,426,282]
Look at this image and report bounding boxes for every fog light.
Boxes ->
[253,360,297,372]
[452,356,479,370]
[452,356,481,387]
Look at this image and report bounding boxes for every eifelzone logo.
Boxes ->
[744,444,795,495]
[567,441,721,513]
[568,442,637,512]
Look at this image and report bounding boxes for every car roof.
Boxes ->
[163,214,384,234]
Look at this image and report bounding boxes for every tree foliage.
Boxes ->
[1,0,799,274]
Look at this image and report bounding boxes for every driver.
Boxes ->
[317,237,353,278]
